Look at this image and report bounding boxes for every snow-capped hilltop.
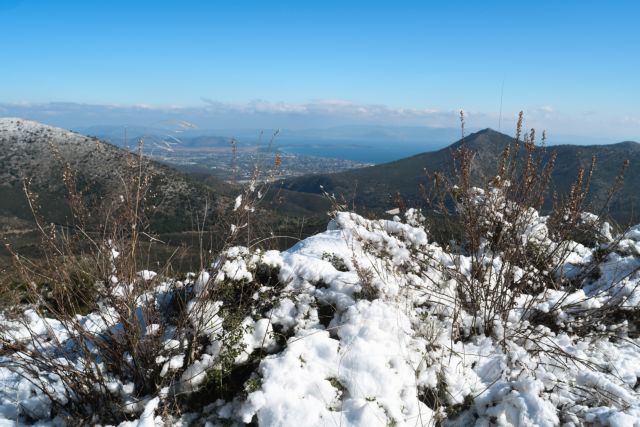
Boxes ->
[1,203,639,426]
[0,117,79,138]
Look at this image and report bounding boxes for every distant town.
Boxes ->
[148,146,372,182]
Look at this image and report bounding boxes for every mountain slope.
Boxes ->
[0,118,333,268]
[0,118,233,232]
[280,129,640,222]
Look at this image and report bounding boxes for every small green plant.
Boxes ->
[322,251,349,272]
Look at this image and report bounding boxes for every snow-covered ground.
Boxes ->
[1,207,639,426]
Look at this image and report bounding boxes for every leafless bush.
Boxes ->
[0,135,285,423]
[416,111,632,339]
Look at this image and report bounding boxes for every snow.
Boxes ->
[234,195,243,211]
[0,118,80,140]
[117,397,161,427]
[138,270,157,281]
[237,210,640,426]
[1,203,640,426]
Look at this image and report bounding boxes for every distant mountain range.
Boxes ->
[280,128,640,224]
[76,125,462,163]
[76,124,462,143]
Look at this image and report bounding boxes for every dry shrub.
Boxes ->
[424,112,631,338]
[0,136,284,423]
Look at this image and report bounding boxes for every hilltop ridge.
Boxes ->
[280,128,640,222]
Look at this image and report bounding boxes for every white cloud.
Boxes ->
[623,115,640,125]
[0,100,473,129]
[0,100,637,141]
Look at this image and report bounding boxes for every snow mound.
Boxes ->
[1,210,639,426]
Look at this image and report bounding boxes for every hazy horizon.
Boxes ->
[0,101,637,147]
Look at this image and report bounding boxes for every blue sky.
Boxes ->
[0,0,639,139]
